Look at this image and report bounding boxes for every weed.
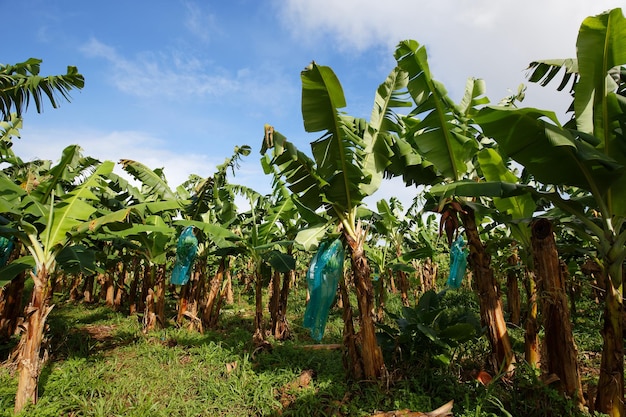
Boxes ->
[0,284,604,417]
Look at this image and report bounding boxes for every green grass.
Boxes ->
[0,283,606,417]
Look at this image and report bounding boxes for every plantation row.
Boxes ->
[0,8,625,417]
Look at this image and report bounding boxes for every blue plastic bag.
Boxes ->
[0,236,14,267]
[303,239,345,342]
[446,235,468,289]
[171,226,198,286]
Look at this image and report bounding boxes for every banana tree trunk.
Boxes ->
[375,271,386,322]
[524,268,540,367]
[203,257,225,329]
[177,260,205,332]
[279,268,293,336]
[397,246,409,307]
[155,264,166,328]
[103,272,115,306]
[269,266,292,340]
[225,265,234,305]
[268,269,280,333]
[419,258,437,293]
[344,226,386,381]
[506,251,521,326]
[0,272,26,342]
[143,289,157,332]
[459,205,515,374]
[14,268,54,414]
[595,273,624,416]
[82,273,95,303]
[339,276,364,380]
[113,262,126,311]
[531,218,583,408]
[128,259,140,315]
[142,264,159,332]
[68,273,82,301]
[252,267,265,346]
[139,263,152,313]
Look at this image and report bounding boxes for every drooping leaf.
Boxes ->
[0,59,84,119]
[119,159,176,200]
[44,161,115,249]
[477,148,537,220]
[395,40,479,181]
[575,8,626,137]
[475,106,624,193]
[266,250,296,273]
[362,66,411,195]
[56,244,96,274]
[75,207,131,234]
[295,224,329,251]
[0,256,35,285]
[174,219,240,248]
[302,63,370,214]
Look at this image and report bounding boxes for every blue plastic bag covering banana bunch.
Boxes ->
[0,236,13,266]
[446,235,468,289]
[171,226,198,286]
[303,238,345,342]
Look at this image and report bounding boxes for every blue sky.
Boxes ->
[5,0,624,208]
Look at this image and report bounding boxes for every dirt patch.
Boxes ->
[81,324,116,341]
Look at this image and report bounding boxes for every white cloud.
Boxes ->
[10,127,222,188]
[277,0,624,108]
[9,125,274,198]
[183,1,219,43]
[80,38,240,99]
[79,37,297,116]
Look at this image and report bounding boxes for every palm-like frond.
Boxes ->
[119,159,177,201]
[262,126,325,212]
[526,59,578,91]
[302,63,370,215]
[395,40,480,181]
[503,9,626,217]
[106,171,146,206]
[183,146,249,223]
[0,113,22,143]
[575,9,626,138]
[44,161,115,250]
[475,106,623,195]
[34,145,93,203]
[258,183,297,242]
[0,58,84,120]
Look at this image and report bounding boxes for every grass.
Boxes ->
[0,280,608,417]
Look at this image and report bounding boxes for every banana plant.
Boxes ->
[115,159,183,330]
[229,183,295,345]
[387,40,516,374]
[428,9,625,414]
[370,197,421,307]
[0,145,130,412]
[475,148,542,367]
[175,146,249,331]
[469,9,626,415]
[261,180,301,340]
[261,63,411,380]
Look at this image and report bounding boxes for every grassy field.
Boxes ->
[0,282,608,417]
